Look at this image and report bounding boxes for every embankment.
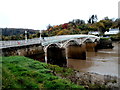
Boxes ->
[1,56,84,89]
[1,56,119,89]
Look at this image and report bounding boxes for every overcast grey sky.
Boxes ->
[0,0,119,30]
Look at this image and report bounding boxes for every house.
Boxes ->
[89,28,119,36]
[104,28,119,35]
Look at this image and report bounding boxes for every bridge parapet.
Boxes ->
[0,34,100,49]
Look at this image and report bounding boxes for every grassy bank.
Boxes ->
[110,33,120,41]
[1,56,84,89]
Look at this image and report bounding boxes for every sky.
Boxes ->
[0,0,119,30]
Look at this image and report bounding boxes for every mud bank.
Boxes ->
[53,69,119,89]
[96,38,114,49]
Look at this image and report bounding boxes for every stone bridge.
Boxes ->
[1,34,100,66]
[43,35,99,66]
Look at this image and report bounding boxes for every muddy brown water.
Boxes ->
[67,42,119,77]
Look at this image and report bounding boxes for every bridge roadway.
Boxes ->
[0,34,100,49]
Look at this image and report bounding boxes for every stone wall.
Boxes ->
[2,44,44,57]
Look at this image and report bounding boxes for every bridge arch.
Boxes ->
[94,38,100,42]
[83,38,93,43]
[44,43,61,51]
[83,38,98,52]
[62,39,79,48]
[63,39,86,59]
[45,43,67,66]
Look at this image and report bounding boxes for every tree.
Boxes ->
[100,17,113,31]
[41,32,48,37]
[95,22,105,35]
[47,24,52,30]
[11,35,17,40]
[57,29,70,35]
[36,32,40,38]
[62,23,68,29]
[88,15,98,24]
[114,18,120,29]
[74,19,85,25]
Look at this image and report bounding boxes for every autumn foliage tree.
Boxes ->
[2,15,119,40]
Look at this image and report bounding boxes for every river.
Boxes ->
[67,42,119,77]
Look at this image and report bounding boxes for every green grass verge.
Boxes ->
[100,37,110,40]
[110,33,120,40]
[1,56,85,89]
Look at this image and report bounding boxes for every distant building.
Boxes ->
[104,28,119,35]
[89,28,119,35]
[88,31,100,35]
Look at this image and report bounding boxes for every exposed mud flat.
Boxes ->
[67,42,119,77]
[53,69,119,89]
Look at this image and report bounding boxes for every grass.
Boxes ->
[100,37,110,40]
[1,56,85,89]
[110,33,120,40]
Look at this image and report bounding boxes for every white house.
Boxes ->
[89,28,119,35]
[104,28,119,35]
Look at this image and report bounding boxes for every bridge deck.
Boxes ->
[0,34,99,49]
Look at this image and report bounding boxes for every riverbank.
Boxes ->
[48,63,119,89]
[1,56,119,89]
[56,70,119,89]
[1,56,84,89]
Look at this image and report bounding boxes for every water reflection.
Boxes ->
[67,42,119,76]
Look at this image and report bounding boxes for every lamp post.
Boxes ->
[39,30,42,43]
[25,30,27,43]
[88,31,90,38]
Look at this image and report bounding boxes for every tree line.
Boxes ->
[43,15,119,36]
[1,15,120,40]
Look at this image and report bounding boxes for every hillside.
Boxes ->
[1,17,120,40]
[1,28,39,36]
[1,28,40,40]
[42,17,120,37]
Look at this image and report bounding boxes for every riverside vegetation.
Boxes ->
[1,56,119,89]
[1,16,120,40]
[1,56,84,89]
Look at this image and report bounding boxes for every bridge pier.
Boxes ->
[84,39,98,52]
[85,42,97,52]
[67,44,86,60]
[47,44,67,66]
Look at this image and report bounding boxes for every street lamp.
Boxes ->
[87,31,90,38]
[25,30,27,43]
[39,30,42,43]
